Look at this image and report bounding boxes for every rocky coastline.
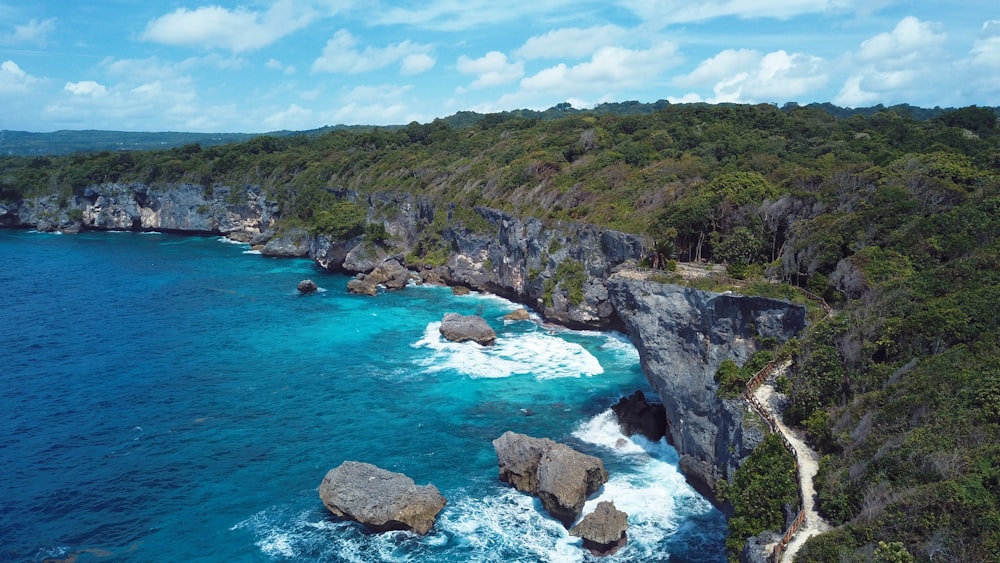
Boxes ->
[0,182,807,502]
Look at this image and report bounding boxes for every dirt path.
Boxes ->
[753,374,832,562]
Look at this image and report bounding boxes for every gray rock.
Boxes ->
[492,431,608,527]
[365,259,411,290]
[570,501,629,556]
[318,461,446,535]
[606,277,805,492]
[262,227,310,257]
[297,279,318,294]
[346,275,378,296]
[439,313,496,346]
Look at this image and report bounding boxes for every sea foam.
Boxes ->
[413,322,603,380]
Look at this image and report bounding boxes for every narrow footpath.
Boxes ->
[753,372,832,562]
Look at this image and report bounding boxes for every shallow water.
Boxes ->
[0,230,726,562]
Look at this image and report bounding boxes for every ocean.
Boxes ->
[0,230,726,562]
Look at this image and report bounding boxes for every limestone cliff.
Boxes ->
[3,182,277,240]
[606,277,806,494]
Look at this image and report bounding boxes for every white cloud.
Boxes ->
[266,58,296,74]
[327,84,420,125]
[2,18,57,45]
[312,29,435,75]
[456,51,524,89]
[834,17,948,106]
[515,25,629,60]
[672,49,828,103]
[520,42,680,95]
[0,60,41,94]
[264,103,314,130]
[141,0,316,52]
[64,80,108,97]
[401,53,436,75]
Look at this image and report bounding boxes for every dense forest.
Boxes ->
[2,101,998,561]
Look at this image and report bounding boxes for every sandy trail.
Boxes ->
[752,371,832,562]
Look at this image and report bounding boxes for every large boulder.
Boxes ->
[570,501,629,556]
[504,308,532,322]
[439,313,496,346]
[492,431,608,527]
[318,461,446,535]
[367,259,411,290]
[611,390,667,442]
[297,279,319,294]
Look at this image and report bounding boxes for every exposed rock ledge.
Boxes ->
[439,313,497,346]
[318,461,446,535]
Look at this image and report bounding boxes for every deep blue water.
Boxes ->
[0,230,726,562]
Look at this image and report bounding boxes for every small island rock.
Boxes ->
[570,501,629,556]
[492,431,608,527]
[503,308,532,322]
[318,461,446,535]
[297,279,319,294]
[439,312,496,346]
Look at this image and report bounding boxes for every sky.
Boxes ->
[0,1,997,133]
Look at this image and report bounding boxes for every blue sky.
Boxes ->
[0,1,996,132]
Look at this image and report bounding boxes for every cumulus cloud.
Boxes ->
[263,103,314,130]
[456,51,524,89]
[371,0,578,31]
[312,29,435,75]
[0,60,41,94]
[834,16,947,106]
[514,25,628,60]
[64,80,108,97]
[141,0,316,52]
[2,18,57,45]
[327,84,422,125]
[673,49,828,103]
[520,42,680,95]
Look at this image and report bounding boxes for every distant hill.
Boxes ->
[2,102,996,156]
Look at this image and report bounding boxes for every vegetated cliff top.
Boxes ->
[2,101,999,560]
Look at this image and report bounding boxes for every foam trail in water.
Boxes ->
[413,322,603,380]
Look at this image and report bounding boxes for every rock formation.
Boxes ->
[297,279,318,294]
[346,259,412,295]
[611,390,667,442]
[492,431,608,526]
[504,308,532,322]
[606,277,806,494]
[318,461,446,535]
[569,501,629,556]
[439,313,496,346]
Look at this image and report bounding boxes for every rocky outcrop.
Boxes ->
[492,431,608,526]
[346,259,412,295]
[606,277,806,495]
[611,390,667,442]
[261,227,310,257]
[297,279,318,294]
[570,501,629,556]
[318,461,446,535]
[439,313,496,345]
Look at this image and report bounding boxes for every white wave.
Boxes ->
[413,322,603,380]
[572,410,718,559]
[438,488,584,563]
[216,236,249,246]
[242,249,262,255]
[598,332,641,362]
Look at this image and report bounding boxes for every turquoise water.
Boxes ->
[0,230,725,562]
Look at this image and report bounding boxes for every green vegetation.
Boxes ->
[1,101,998,560]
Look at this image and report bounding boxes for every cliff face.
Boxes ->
[2,183,277,240]
[606,277,806,492]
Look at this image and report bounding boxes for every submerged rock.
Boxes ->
[611,390,667,442]
[492,431,608,527]
[318,461,446,535]
[570,501,629,556]
[297,279,318,294]
[439,313,496,345]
